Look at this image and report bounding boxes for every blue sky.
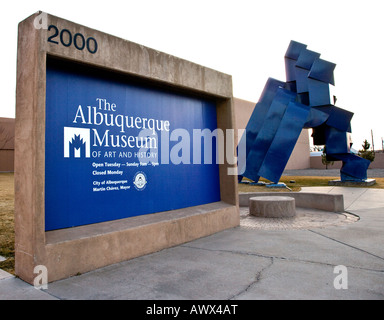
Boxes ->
[1,0,383,150]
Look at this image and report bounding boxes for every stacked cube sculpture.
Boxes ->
[238,40,370,184]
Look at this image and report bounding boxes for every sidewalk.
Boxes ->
[1,186,383,300]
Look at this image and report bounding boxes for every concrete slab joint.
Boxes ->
[14,11,239,284]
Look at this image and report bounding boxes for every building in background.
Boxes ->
[0,117,14,172]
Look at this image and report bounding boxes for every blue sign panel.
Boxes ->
[45,59,221,231]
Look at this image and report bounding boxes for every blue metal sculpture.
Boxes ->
[238,40,370,184]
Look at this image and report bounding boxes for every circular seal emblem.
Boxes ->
[133,171,147,191]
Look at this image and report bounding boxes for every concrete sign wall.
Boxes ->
[15,12,239,284]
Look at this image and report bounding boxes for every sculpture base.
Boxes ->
[266,182,287,188]
[250,181,267,186]
[328,179,376,187]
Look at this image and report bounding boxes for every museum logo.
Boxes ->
[133,171,147,191]
[64,127,91,158]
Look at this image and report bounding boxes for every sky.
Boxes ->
[1,0,383,150]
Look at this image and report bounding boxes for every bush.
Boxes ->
[321,146,334,169]
[358,139,375,162]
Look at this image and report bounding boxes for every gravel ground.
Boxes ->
[283,168,384,178]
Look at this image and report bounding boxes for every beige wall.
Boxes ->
[369,153,384,169]
[0,150,14,172]
[286,129,310,169]
[233,98,310,170]
[310,153,384,169]
[310,156,342,169]
[0,117,15,171]
[233,98,255,132]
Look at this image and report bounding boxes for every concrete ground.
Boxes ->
[0,184,383,300]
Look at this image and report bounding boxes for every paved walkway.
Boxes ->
[1,186,383,300]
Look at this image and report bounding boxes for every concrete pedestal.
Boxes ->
[249,196,296,218]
